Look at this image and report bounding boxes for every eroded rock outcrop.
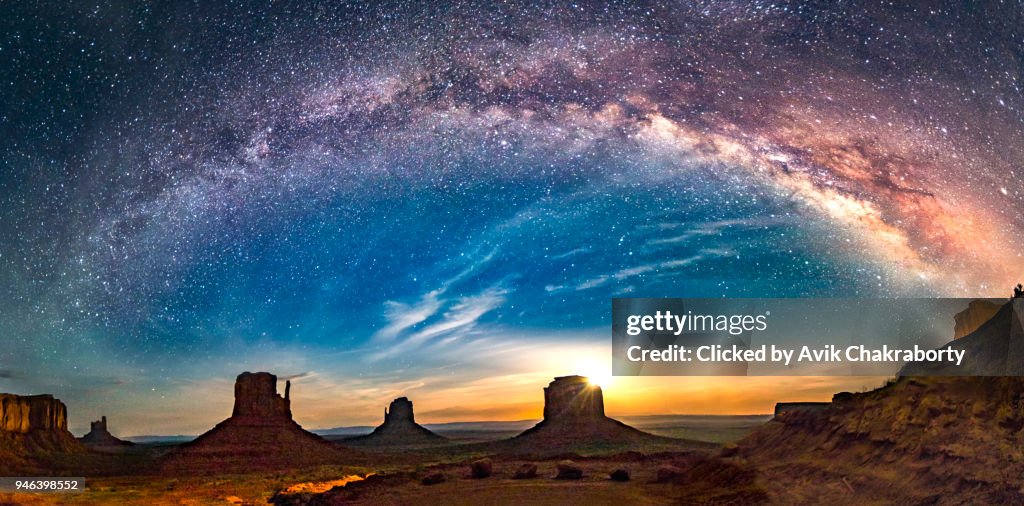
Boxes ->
[543,375,604,419]
[161,371,356,473]
[510,376,701,455]
[954,299,1002,339]
[0,394,68,433]
[79,416,133,447]
[901,299,1024,376]
[344,397,445,447]
[0,394,84,473]
[737,296,1024,504]
[233,371,291,419]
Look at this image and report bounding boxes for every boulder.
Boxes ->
[470,458,492,478]
[555,460,583,480]
[609,468,630,481]
[513,463,538,479]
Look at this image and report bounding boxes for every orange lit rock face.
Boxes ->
[0,394,68,434]
[542,375,604,420]
[954,300,1002,340]
[0,393,84,473]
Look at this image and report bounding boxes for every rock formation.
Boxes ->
[953,299,1002,339]
[343,397,445,447]
[509,376,701,455]
[161,372,356,473]
[737,376,1024,503]
[543,375,604,419]
[773,402,829,418]
[79,416,133,447]
[901,298,1024,375]
[1,394,68,433]
[0,394,84,473]
[735,296,1024,503]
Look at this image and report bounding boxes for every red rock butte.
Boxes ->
[510,375,684,454]
[345,397,445,447]
[0,393,84,473]
[161,371,355,473]
[79,415,133,447]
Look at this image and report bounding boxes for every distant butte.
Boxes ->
[161,371,358,473]
[79,415,134,447]
[344,397,446,447]
[508,375,705,455]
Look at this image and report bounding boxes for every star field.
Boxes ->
[0,1,1021,433]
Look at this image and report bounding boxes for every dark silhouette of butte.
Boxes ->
[79,415,133,447]
[508,375,682,454]
[161,371,353,473]
[344,397,445,447]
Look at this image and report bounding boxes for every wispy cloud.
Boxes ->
[552,247,589,260]
[370,285,508,360]
[372,290,444,341]
[561,249,733,292]
[645,217,782,246]
[372,245,499,342]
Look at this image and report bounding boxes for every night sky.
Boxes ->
[1,1,1022,435]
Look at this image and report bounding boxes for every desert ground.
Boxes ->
[0,415,768,506]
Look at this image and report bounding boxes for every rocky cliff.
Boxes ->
[344,397,445,447]
[737,376,1024,504]
[953,299,1002,339]
[901,299,1024,375]
[161,372,358,473]
[0,393,84,474]
[0,394,68,433]
[736,296,1024,504]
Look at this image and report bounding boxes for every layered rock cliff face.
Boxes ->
[345,397,445,447]
[738,377,1024,504]
[511,376,700,455]
[901,299,1024,375]
[0,394,84,473]
[737,298,1024,504]
[953,299,1002,339]
[161,372,356,473]
[79,416,133,447]
[0,394,68,433]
